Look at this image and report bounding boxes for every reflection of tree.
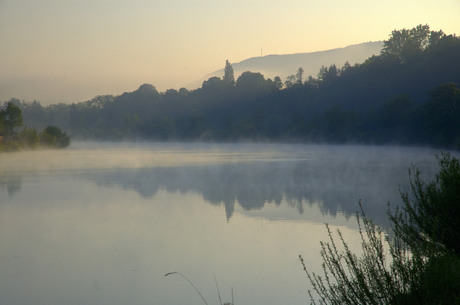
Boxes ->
[81,157,436,227]
[0,175,22,196]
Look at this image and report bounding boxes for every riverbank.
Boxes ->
[0,126,70,152]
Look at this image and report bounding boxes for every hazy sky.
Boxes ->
[1,0,459,105]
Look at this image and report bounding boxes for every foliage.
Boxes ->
[0,101,23,136]
[422,83,460,147]
[285,67,306,88]
[40,125,71,148]
[273,76,283,90]
[317,64,339,84]
[391,252,460,305]
[299,204,426,305]
[300,154,460,305]
[381,24,431,61]
[235,71,273,94]
[0,140,21,152]
[296,67,305,85]
[0,102,70,151]
[285,74,297,89]
[223,60,235,87]
[391,152,460,256]
[18,126,39,148]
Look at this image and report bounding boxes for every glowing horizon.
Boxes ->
[0,0,459,105]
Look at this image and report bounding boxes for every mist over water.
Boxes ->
[0,143,453,305]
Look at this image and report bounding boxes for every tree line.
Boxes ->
[5,24,460,148]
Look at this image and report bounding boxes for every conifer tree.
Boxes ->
[223,60,235,87]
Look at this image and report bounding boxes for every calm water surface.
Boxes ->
[0,143,453,305]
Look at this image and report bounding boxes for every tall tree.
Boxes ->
[223,60,235,87]
[318,64,338,84]
[381,24,431,61]
[202,76,224,92]
[296,67,304,85]
[236,71,268,94]
[0,101,23,136]
[273,76,283,90]
[428,29,445,46]
[284,74,296,89]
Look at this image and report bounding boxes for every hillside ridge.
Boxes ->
[201,41,383,83]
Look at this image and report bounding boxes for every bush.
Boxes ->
[18,126,39,148]
[300,153,460,305]
[39,125,71,148]
[391,152,460,256]
[0,140,21,152]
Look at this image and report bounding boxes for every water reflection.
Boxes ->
[0,175,22,196]
[78,153,437,228]
[0,144,443,230]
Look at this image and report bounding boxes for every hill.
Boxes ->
[201,41,383,84]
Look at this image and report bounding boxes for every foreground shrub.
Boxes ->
[300,153,460,305]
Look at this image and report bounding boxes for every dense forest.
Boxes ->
[3,24,460,148]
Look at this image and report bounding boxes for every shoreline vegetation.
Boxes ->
[300,153,460,304]
[0,102,70,152]
[0,126,71,152]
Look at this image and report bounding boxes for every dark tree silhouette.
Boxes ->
[223,60,235,87]
[0,102,23,136]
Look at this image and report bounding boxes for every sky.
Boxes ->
[0,0,459,105]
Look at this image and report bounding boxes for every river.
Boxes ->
[0,142,451,305]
